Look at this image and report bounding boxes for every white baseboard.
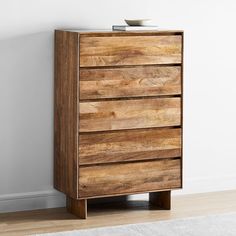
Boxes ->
[174,174,236,195]
[0,189,65,213]
[1,175,236,213]
[130,175,236,200]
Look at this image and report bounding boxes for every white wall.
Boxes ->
[1,0,236,212]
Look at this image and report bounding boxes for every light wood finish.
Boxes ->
[149,191,171,210]
[79,97,181,132]
[79,128,181,165]
[54,30,79,199]
[66,29,184,36]
[80,36,182,67]
[66,197,87,219]
[80,66,181,100]
[54,30,184,218]
[79,159,181,198]
[1,190,236,236]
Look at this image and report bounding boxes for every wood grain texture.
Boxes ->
[54,30,79,198]
[79,97,181,132]
[66,197,87,219]
[80,35,182,67]
[80,66,181,100]
[79,128,181,165]
[54,30,183,216]
[79,158,181,198]
[149,191,171,210]
[67,30,183,36]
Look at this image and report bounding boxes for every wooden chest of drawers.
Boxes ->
[54,30,183,219]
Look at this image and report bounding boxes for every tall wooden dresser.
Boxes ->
[54,29,184,219]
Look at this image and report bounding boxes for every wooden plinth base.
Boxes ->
[66,191,171,219]
[66,197,87,219]
[149,191,171,210]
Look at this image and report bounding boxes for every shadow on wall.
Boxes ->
[0,32,54,195]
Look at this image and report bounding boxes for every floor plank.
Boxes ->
[1,190,236,235]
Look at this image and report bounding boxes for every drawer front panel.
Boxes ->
[80,36,182,67]
[79,128,181,165]
[79,97,181,132]
[79,158,181,198]
[80,66,181,100]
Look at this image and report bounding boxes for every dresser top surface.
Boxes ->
[56,29,183,36]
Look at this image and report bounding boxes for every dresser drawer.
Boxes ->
[79,128,181,165]
[79,97,181,132]
[79,158,181,198]
[80,66,181,100]
[80,36,182,67]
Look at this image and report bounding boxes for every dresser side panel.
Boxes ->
[54,30,79,198]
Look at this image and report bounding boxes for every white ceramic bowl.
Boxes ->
[125,19,152,26]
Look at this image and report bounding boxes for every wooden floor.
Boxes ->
[1,190,236,236]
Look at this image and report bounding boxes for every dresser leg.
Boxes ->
[149,191,171,210]
[66,197,87,219]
